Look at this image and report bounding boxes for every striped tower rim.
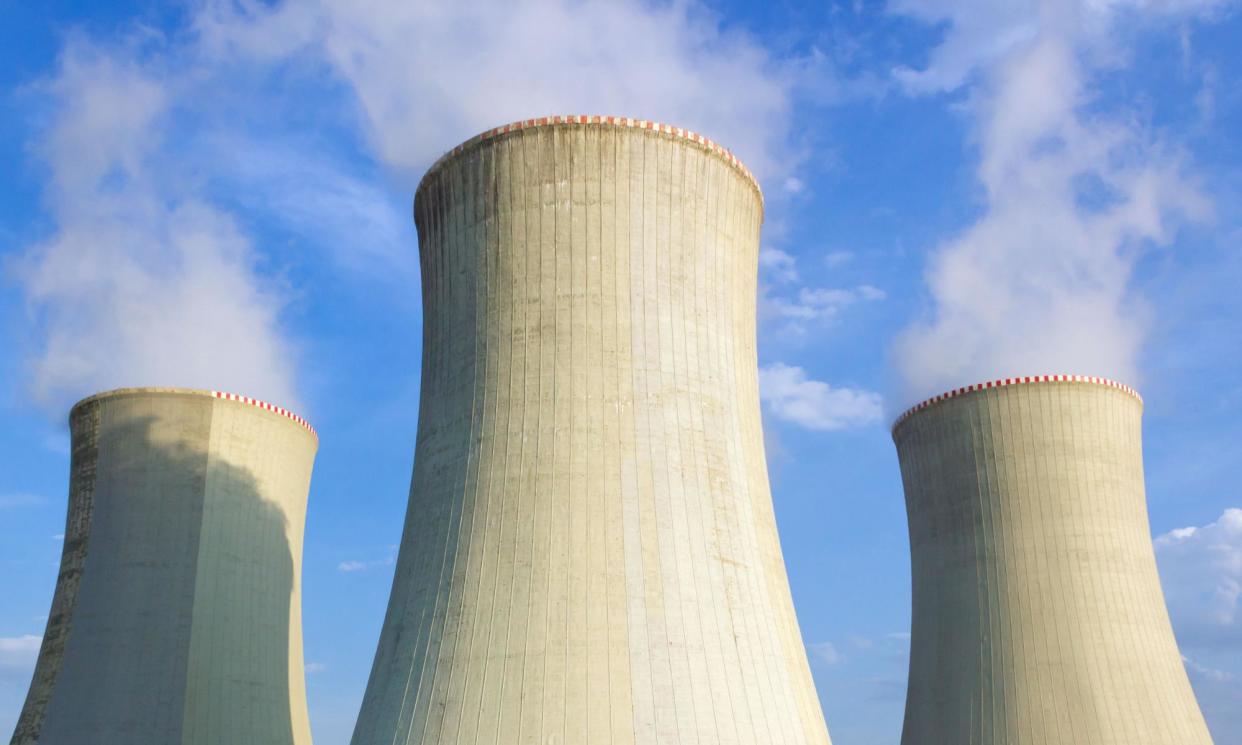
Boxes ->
[211,391,317,438]
[69,387,316,439]
[415,114,764,210]
[891,374,1143,433]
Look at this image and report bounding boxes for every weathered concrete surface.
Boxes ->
[11,388,317,745]
[352,118,831,745]
[893,379,1213,744]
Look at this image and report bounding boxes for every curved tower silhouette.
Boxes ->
[12,388,317,745]
[892,375,1212,744]
[353,116,831,745]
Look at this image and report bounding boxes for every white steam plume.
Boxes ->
[193,0,794,180]
[13,41,298,414]
[891,0,1215,405]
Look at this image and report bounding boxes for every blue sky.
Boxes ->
[1,1,1240,743]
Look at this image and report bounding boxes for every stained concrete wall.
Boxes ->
[11,388,317,745]
[893,379,1212,744]
[352,117,831,745]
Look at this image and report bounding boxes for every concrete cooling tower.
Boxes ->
[11,388,317,745]
[892,375,1212,745]
[352,116,831,745]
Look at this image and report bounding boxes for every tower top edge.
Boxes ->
[414,115,764,210]
[891,374,1143,434]
[69,387,317,438]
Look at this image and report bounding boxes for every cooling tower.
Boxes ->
[892,375,1212,744]
[352,116,830,745]
[11,388,317,745]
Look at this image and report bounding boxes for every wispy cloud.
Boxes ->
[809,641,843,666]
[195,0,798,182]
[759,362,883,431]
[0,493,46,510]
[1183,654,1235,683]
[337,554,395,573]
[759,247,800,284]
[0,635,41,672]
[811,632,912,715]
[758,245,884,334]
[13,40,299,414]
[193,133,415,283]
[767,285,886,324]
[890,0,1215,404]
[823,251,853,268]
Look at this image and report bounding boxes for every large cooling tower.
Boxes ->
[353,116,831,745]
[11,388,317,745]
[892,375,1212,744]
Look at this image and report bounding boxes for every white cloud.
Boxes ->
[857,284,886,301]
[759,247,800,284]
[823,251,853,268]
[14,40,299,414]
[1183,654,1235,682]
[758,246,884,333]
[304,661,327,674]
[809,641,843,666]
[890,0,1215,404]
[889,0,1229,94]
[194,134,414,282]
[764,284,886,325]
[759,362,883,431]
[0,635,41,670]
[338,555,395,573]
[1194,64,1217,126]
[848,634,874,650]
[1156,507,1242,644]
[0,494,46,510]
[195,0,796,181]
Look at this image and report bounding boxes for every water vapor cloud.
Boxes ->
[14,41,298,414]
[196,0,796,180]
[890,0,1216,404]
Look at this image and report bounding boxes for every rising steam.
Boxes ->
[891,0,1213,405]
[13,41,299,414]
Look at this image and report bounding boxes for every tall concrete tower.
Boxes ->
[353,116,831,745]
[892,375,1212,744]
[11,388,317,745]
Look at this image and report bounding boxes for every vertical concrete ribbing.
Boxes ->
[10,403,99,745]
[894,380,1212,745]
[352,120,830,745]
[11,388,316,745]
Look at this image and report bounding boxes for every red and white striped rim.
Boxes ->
[212,391,317,438]
[892,374,1143,432]
[416,115,763,208]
